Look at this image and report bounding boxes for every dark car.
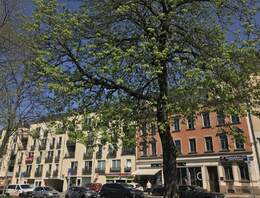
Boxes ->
[32,186,59,198]
[65,186,97,198]
[151,185,165,196]
[99,183,144,198]
[178,185,225,198]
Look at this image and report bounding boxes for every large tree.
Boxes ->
[29,0,259,197]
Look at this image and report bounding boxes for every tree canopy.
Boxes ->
[28,0,260,197]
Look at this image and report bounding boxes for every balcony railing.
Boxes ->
[65,152,75,158]
[110,167,121,172]
[52,170,58,177]
[17,158,23,164]
[70,168,77,175]
[24,171,31,178]
[95,168,105,175]
[39,143,47,150]
[25,157,34,164]
[36,157,42,164]
[46,171,51,177]
[35,171,42,177]
[55,156,60,163]
[96,152,102,159]
[124,167,131,172]
[56,142,62,149]
[82,168,92,175]
[15,172,20,177]
[45,156,53,163]
[83,152,93,160]
[107,151,117,159]
[30,145,36,151]
[50,143,55,149]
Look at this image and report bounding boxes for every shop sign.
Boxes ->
[220,155,247,162]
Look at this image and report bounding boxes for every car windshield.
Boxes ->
[21,185,31,189]
[79,187,90,192]
[44,187,54,191]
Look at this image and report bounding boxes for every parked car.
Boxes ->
[5,184,34,197]
[99,183,144,198]
[84,183,102,193]
[32,186,59,198]
[128,183,144,191]
[151,185,165,196]
[178,185,225,198]
[65,186,97,198]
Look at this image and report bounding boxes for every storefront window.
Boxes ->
[239,163,249,181]
[224,165,233,180]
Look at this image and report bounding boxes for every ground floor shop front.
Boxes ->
[135,154,260,194]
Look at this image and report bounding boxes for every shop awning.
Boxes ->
[132,169,161,176]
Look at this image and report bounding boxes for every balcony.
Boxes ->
[107,151,117,159]
[24,171,31,178]
[30,145,36,151]
[70,168,77,175]
[56,142,62,149]
[18,145,27,151]
[55,156,60,163]
[15,172,20,177]
[122,147,135,155]
[25,157,34,164]
[45,156,53,163]
[82,168,92,175]
[50,143,55,149]
[52,170,58,177]
[39,143,47,150]
[124,167,131,172]
[96,152,102,159]
[65,152,75,159]
[17,158,23,164]
[84,151,93,160]
[35,171,42,177]
[46,171,51,177]
[36,157,42,164]
[95,168,105,175]
[110,167,121,173]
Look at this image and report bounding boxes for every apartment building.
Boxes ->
[135,112,260,194]
[0,118,136,192]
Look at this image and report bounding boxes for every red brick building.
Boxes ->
[134,112,260,194]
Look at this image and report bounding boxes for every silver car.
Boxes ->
[32,186,59,198]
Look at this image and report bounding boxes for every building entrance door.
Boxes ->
[207,166,220,192]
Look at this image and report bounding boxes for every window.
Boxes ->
[231,114,240,124]
[187,117,195,130]
[235,139,244,150]
[174,140,181,154]
[220,133,229,151]
[151,141,157,156]
[239,163,249,180]
[224,165,233,180]
[189,139,197,153]
[173,118,180,131]
[85,161,92,169]
[141,123,147,135]
[126,159,131,168]
[205,137,213,152]
[202,112,211,128]
[217,112,225,126]
[71,161,78,169]
[97,160,105,170]
[151,124,157,135]
[112,160,121,168]
[141,143,147,157]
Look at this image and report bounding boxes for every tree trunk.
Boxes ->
[157,59,178,197]
[157,104,178,198]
